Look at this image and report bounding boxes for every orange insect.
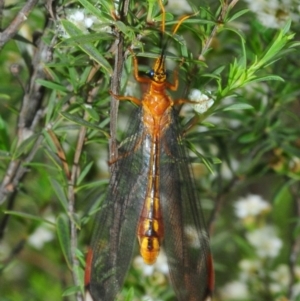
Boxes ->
[85,1,214,300]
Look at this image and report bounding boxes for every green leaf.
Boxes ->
[56,214,72,269]
[238,132,259,143]
[273,180,294,206]
[223,103,254,111]
[186,141,215,174]
[58,32,112,46]
[76,179,108,192]
[201,156,214,174]
[0,93,10,100]
[0,150,10,159]
[201,121,216,128]
[77,161,94,185]
[0,115,10,151]
[226,9,249,22]
[115,21,128,35]
[35,79,69,92]
[62,285,81,297]
[61,20,112,75]
[234,236,255,258]
[124,287,135,301]
[282,18,291,35]
[50,178,68,212]
[4,211,55,225]
[76,248,86,267]
[78,0,113,20]
[249,75,284,83]
[82,104,100,122]
[13,133,39,159]
[60,112,109,137]
[272,180,294,236]
[212,157,222,164]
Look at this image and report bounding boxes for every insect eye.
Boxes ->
[147,69,155,78]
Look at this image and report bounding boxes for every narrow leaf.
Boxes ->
[61,20,112,75]
[249,75,284,83]
[78,0,113,20]
[62,286,81,297]
[36,79,69,92]
[50,178,68,212]
[56,214,72,269]
[77,161,94,185]
[227,9,249,22]
[60,112,109,137]
[4,211,55,225]
[124,288,135,301]
[223,103,254,111]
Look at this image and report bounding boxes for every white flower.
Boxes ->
[166,0,193,14]
[84,17,94,28]
[244,0,298,28]
[28,225,54,250]
[69,10,85,22]
[220,281,250,299]
[234,194,271,219]
[239,259,261,281]
[292,283,300,300]
[294,265,300,280]
[133,251,168,276]
[67,9,95,32]
[188,89,214,114]
[246,226,282,258]
[269,264,290,294]
[63,8,112,34]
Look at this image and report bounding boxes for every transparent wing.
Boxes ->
[160,109,214,301]
[86,107,152,301]
[86,107,214,301]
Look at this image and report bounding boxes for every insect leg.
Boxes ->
[110,91,141,106]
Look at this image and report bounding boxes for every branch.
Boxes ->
[208,172,238,236]
[0,26,54,206]
[109,0,130,166]
[67,69,102,301]
[198,0,239,61]
[0,0,39,49]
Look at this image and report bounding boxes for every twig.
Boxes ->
[208,171,238,236]
[109,0,130,165]
[0,26,54,204]
[198,0,239,61]
[0,24,54,243]
[0,134,44,235]
[67,68,101,301]
[0,0,39,49]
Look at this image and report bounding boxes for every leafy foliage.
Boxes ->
[0,0,300,300]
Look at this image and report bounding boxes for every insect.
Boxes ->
[85,2,214,300]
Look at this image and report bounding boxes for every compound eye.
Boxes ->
[147,69,155,78]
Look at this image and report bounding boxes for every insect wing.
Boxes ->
[160,109,214,301]
[86,108,152,301]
